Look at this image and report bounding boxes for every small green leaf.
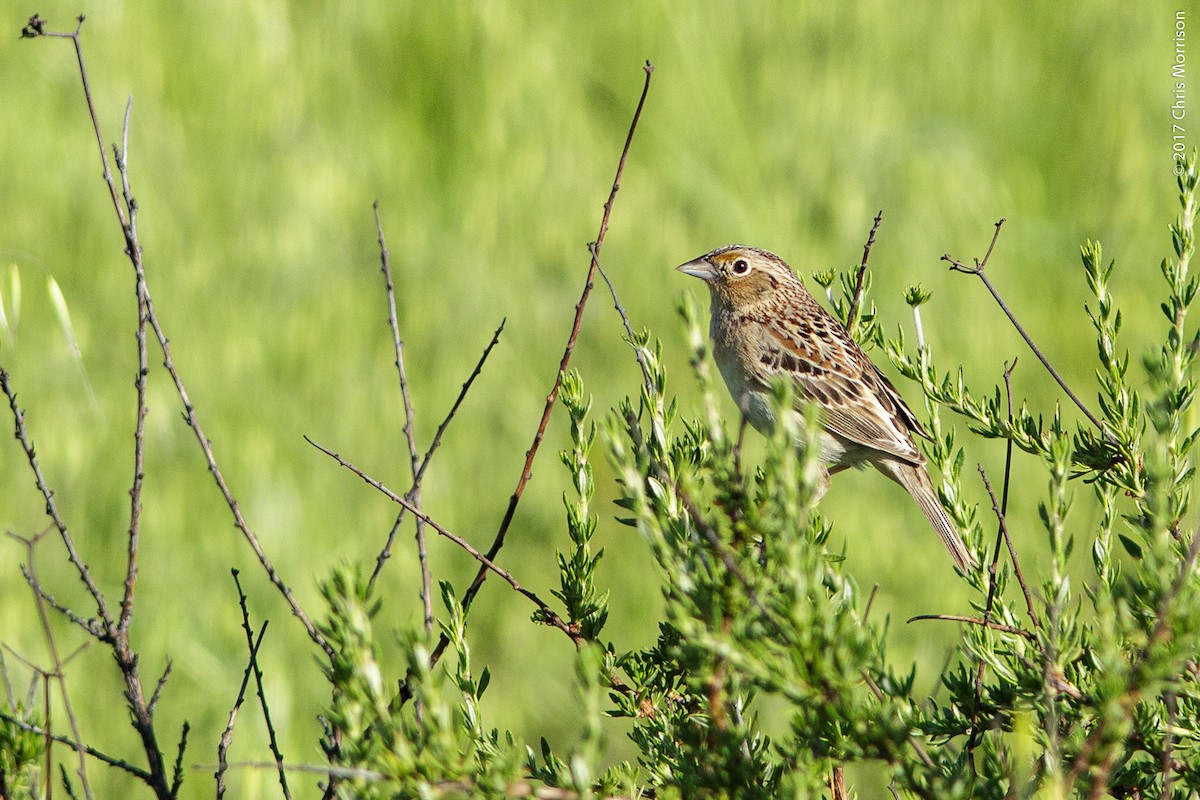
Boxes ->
[1117,533,1143,559]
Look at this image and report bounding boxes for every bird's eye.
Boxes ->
[731,258,751,275]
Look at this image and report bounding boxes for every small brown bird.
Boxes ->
[678,244,975,572]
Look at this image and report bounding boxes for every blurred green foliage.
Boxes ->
[0,2,1192,797]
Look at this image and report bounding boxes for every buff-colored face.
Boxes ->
[676,245,800,308]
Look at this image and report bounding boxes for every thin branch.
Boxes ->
[863,583,880,622]
[368,319,506,591]
[906,614,1036,641]
[969,357,1020,756]
[120,93,149,640]
[444,61,655,659]
[16,563,104,638]
[372,201,433,635]
[147,660,172,716]
[829,765,849,800]
[231,570,290,800]
[845,210,883,333]
[151,308,332,658]
[0,710,153,783]
[944,219,1107,434]
[306,437,586,646]
[592,245,652,394]
[22,21,324,799]
[217,608,269,800]
[7,526,95,797]
[978,465,1041,631]
[24,14,331,662]
[169,722,189,798]
[1,371,112,629]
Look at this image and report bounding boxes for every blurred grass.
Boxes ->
[0,2,1192,797]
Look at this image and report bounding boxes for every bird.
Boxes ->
[677,244,976,572]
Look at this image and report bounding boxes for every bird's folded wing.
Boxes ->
[748,316,924,464]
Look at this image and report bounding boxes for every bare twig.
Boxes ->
[231,570,291,799]
[147,660,172,715]
[863,583,880,622]
[151,306,332,658]
[829,765,849,800]
[368,319,506,592]
[20,19,331,799]
[591,245,653,394]
[0,710,153,783]
[845,210,883,333]
[1,372,112,630]
[978,466,1040,631]
[6,516,95,798]
[969,357,1020,757]
[25,14,332,663]
[169,723,189,798]
[217,610,269,800]
[15,563,103,638]
[372,201,433,635]
[944,219,1107,434]
[120,93,148,641]
[306,437,587,646]
[906,614,1036,641]
[444,61,655,657]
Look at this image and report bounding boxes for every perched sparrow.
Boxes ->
[677,244,975,572]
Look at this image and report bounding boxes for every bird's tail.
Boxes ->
[880,460,976,573]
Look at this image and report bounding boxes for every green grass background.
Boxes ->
[0,2,1193,797]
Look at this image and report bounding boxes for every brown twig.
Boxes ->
[231,570,290,800]
[372,201,433,635]
[1,372,112,630]
[978,466,1040,631]
[863,583,880,622]
[906,614,1036,641]
[828,765,849,800]
[217,613,269,800]
[944,219,1107,435]
[845,210,883,334]
[151,294,332,660]
[368,319,505,592]
[27,14,332,662]
[0,709,153,783]
[441,61,655,659]
[169,723,189,798]
[968,357,1020,757]
[20,18,331,799]
[306,436,587,646]
[147,660,172,716]
[118,94,148,642]
[2,413,99,798]
[591,245,654,396]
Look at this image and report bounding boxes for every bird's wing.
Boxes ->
[746,313,924,465]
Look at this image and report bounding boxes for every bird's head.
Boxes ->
[676,245,800,308]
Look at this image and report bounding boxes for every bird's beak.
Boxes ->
[676,257,718,282]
